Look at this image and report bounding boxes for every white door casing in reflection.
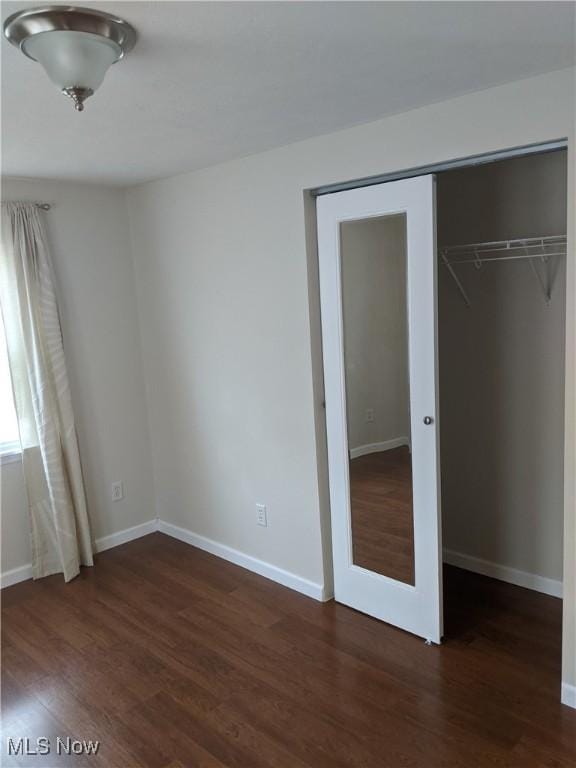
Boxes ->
[317,175,443,643]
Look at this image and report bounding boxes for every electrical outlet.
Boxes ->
[111,481,124,502]
[365,408,375,423]
[256,503,267,527]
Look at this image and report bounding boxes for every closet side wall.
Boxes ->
[438,152,567,586]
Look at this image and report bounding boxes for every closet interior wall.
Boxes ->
[437,151,567,590]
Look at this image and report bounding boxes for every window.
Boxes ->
[0,311,20,457]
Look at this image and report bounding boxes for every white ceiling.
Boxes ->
[2,1,574,186]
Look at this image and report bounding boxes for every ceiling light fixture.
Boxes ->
[3,5,136,112]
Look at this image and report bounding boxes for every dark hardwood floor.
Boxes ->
[2,533,574,767]
[350,447,415,584]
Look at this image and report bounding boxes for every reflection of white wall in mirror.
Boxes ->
[341,215,410,457]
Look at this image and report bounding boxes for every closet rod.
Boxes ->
[444,251,565,265]
[440,234,566,307]
[440,235,566,263]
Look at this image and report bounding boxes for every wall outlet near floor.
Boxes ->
[256,503,267,527]
[365,408,375,423]
[111,481,124,502]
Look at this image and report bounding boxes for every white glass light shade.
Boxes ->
[22,30,121,92]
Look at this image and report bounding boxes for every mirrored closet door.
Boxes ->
[317,175,443,643]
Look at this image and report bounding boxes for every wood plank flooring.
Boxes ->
[2,533,574,767]
[350,447,415,584]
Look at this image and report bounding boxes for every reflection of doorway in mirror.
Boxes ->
[341,214,414,584]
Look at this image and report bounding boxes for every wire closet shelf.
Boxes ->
[440,235,567,307]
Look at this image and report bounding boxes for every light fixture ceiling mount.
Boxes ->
[3,5,137,111]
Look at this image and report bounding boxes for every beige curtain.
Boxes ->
[0,202,93,581]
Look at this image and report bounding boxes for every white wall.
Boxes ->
[341,216,410,452]
[127,68,574,686]
[438,152,567,583]
[1,179,156,575]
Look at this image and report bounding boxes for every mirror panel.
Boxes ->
[341,214,415,585]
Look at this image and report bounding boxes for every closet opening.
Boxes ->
[436,149,567,676]
[315,142,569,702]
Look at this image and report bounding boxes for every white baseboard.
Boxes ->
[1,519,159,588]
[2,519,561,607]
[349,437,409,460]
[157,519,327,602]
[1,516,327,603]
[443,548,563,598]
[1,563,33,589]
[561,682,576,709]
[94,519,158,553]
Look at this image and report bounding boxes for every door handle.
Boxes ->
[423,416,434,425]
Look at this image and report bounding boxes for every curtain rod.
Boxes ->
[1,202,52,210]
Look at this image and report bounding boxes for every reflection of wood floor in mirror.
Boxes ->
[349,447,415,585]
